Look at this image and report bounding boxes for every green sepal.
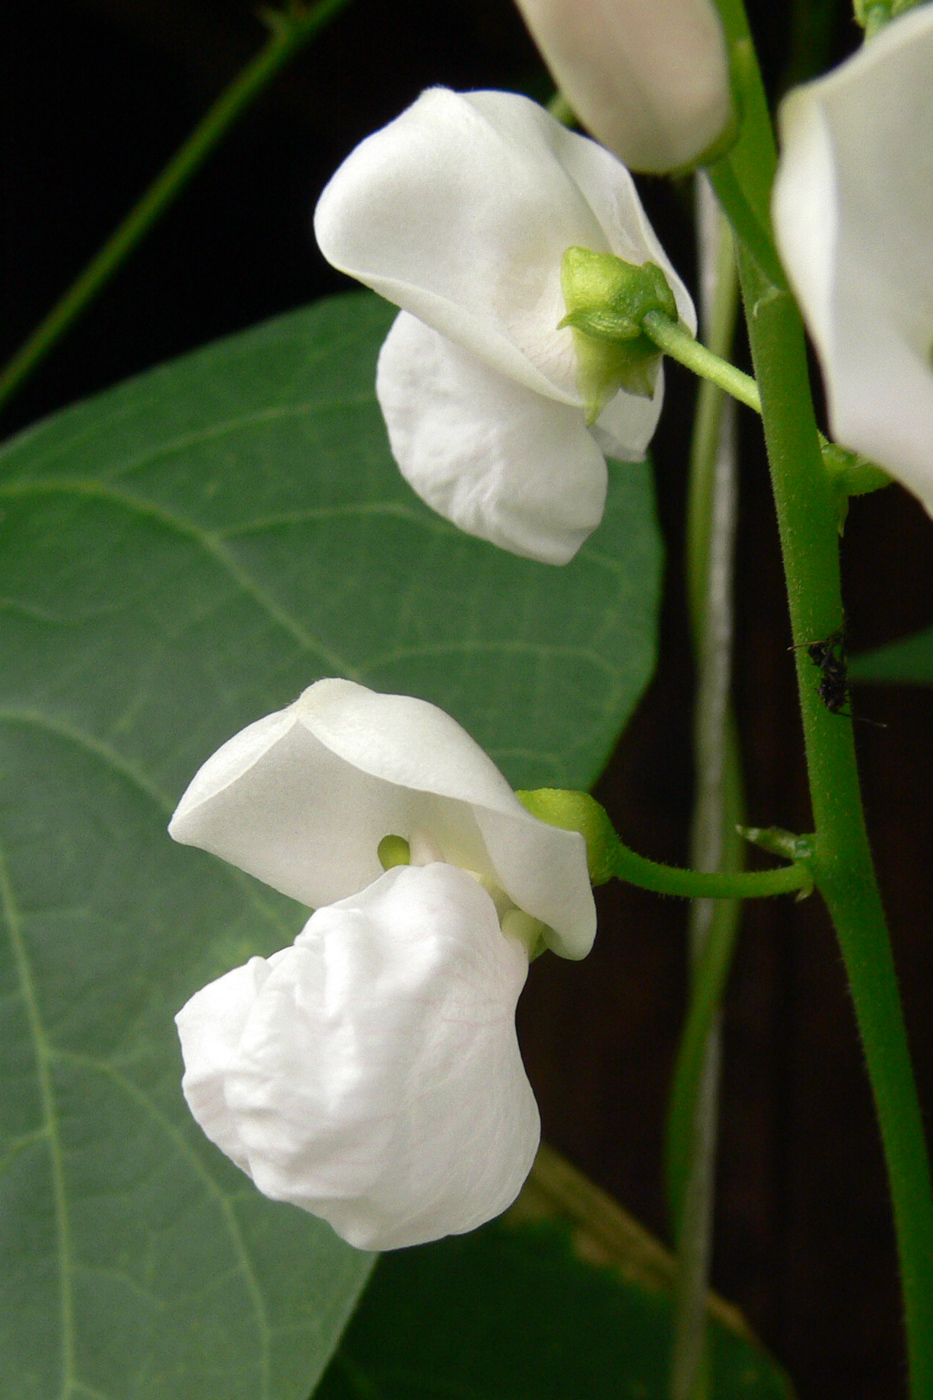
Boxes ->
[515,788,621,886]
[559,248,678,422]
[821,438,892,531]
[854,0,917,27]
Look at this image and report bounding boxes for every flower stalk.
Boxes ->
[609,841,808,900]
[641,310,761,412]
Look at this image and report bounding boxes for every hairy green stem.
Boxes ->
[0,0,353,413]
[705,5,933,1386]
[612,842,807,900]
[739,243,933,1400]
[642,312,761,415]
[669,183,744,1400]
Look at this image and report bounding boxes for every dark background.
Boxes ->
[4,2,932,1396]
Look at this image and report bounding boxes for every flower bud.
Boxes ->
[513,0,734,173]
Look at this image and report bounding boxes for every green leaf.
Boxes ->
[849,626,933,685]
[0,291,663,1398]
[315,1145,796,1400]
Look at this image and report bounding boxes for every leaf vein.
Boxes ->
[51,1047,274,1399]
[0,839,75,1399]
[0,478,359,678]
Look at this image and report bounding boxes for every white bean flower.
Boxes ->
[170,679,596,1249]
[513,0,734,173]
[314,88,695,565]
[772,6,933,516]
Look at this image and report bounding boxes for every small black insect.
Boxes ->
[792,624,886,727]
[805,626,849,715]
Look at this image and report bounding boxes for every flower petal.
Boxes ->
[773,7,933,513]
[591,364,666,462]
[514,0,733,174]
[377,310,608,565]
[169,679,596,959]
[176,864,540,1251]
[315,87,694,400]
[175,953,281,1177]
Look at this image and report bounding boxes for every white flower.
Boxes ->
[772,6,933,516]
[175,862,539,1251]
[171,681,594,1247]
[513,0,734,173]
[169,677,596,959]
[314,88,695,565]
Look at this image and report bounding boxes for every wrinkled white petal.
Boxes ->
[514,0,733,174]
[176,953,282,1177]
[176,864,540,1251]
[170,678,596,959]
[377,311,608,565]
[773,6,933,514]
[315,87,694,403]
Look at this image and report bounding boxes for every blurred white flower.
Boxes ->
[314,88,694,565]
[513,0,734,173]
[772,6,933,515]
[176,862,539,1251]
[170,681,596,1247]
[169,678,595,959]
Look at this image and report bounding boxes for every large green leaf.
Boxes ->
[0,291,663,1399]
[316,1145,795,1400]
[849,626,933,685]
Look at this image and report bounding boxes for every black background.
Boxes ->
[4,2,933,1396]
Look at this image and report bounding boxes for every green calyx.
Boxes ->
[559,247,679,423]
[515,787,620,886]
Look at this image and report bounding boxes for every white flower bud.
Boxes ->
[772,6,933,516]
[513,0,734,173]
[176,863,539,1250]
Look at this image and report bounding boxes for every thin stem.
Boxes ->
[0,0,353,413]
[706,6,933,1388]
[665,755,743,1230]
[642,312,761,415]
[669,181,744,1400]
[611,841,808,900]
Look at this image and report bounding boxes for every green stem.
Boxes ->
[611,841,808,900]
[739,243,933,1400]
[0,0,353,413]
[666,751,743,1232]
[706,8,933,1385]
[669,185,744,1400]
[642,311,761,414]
